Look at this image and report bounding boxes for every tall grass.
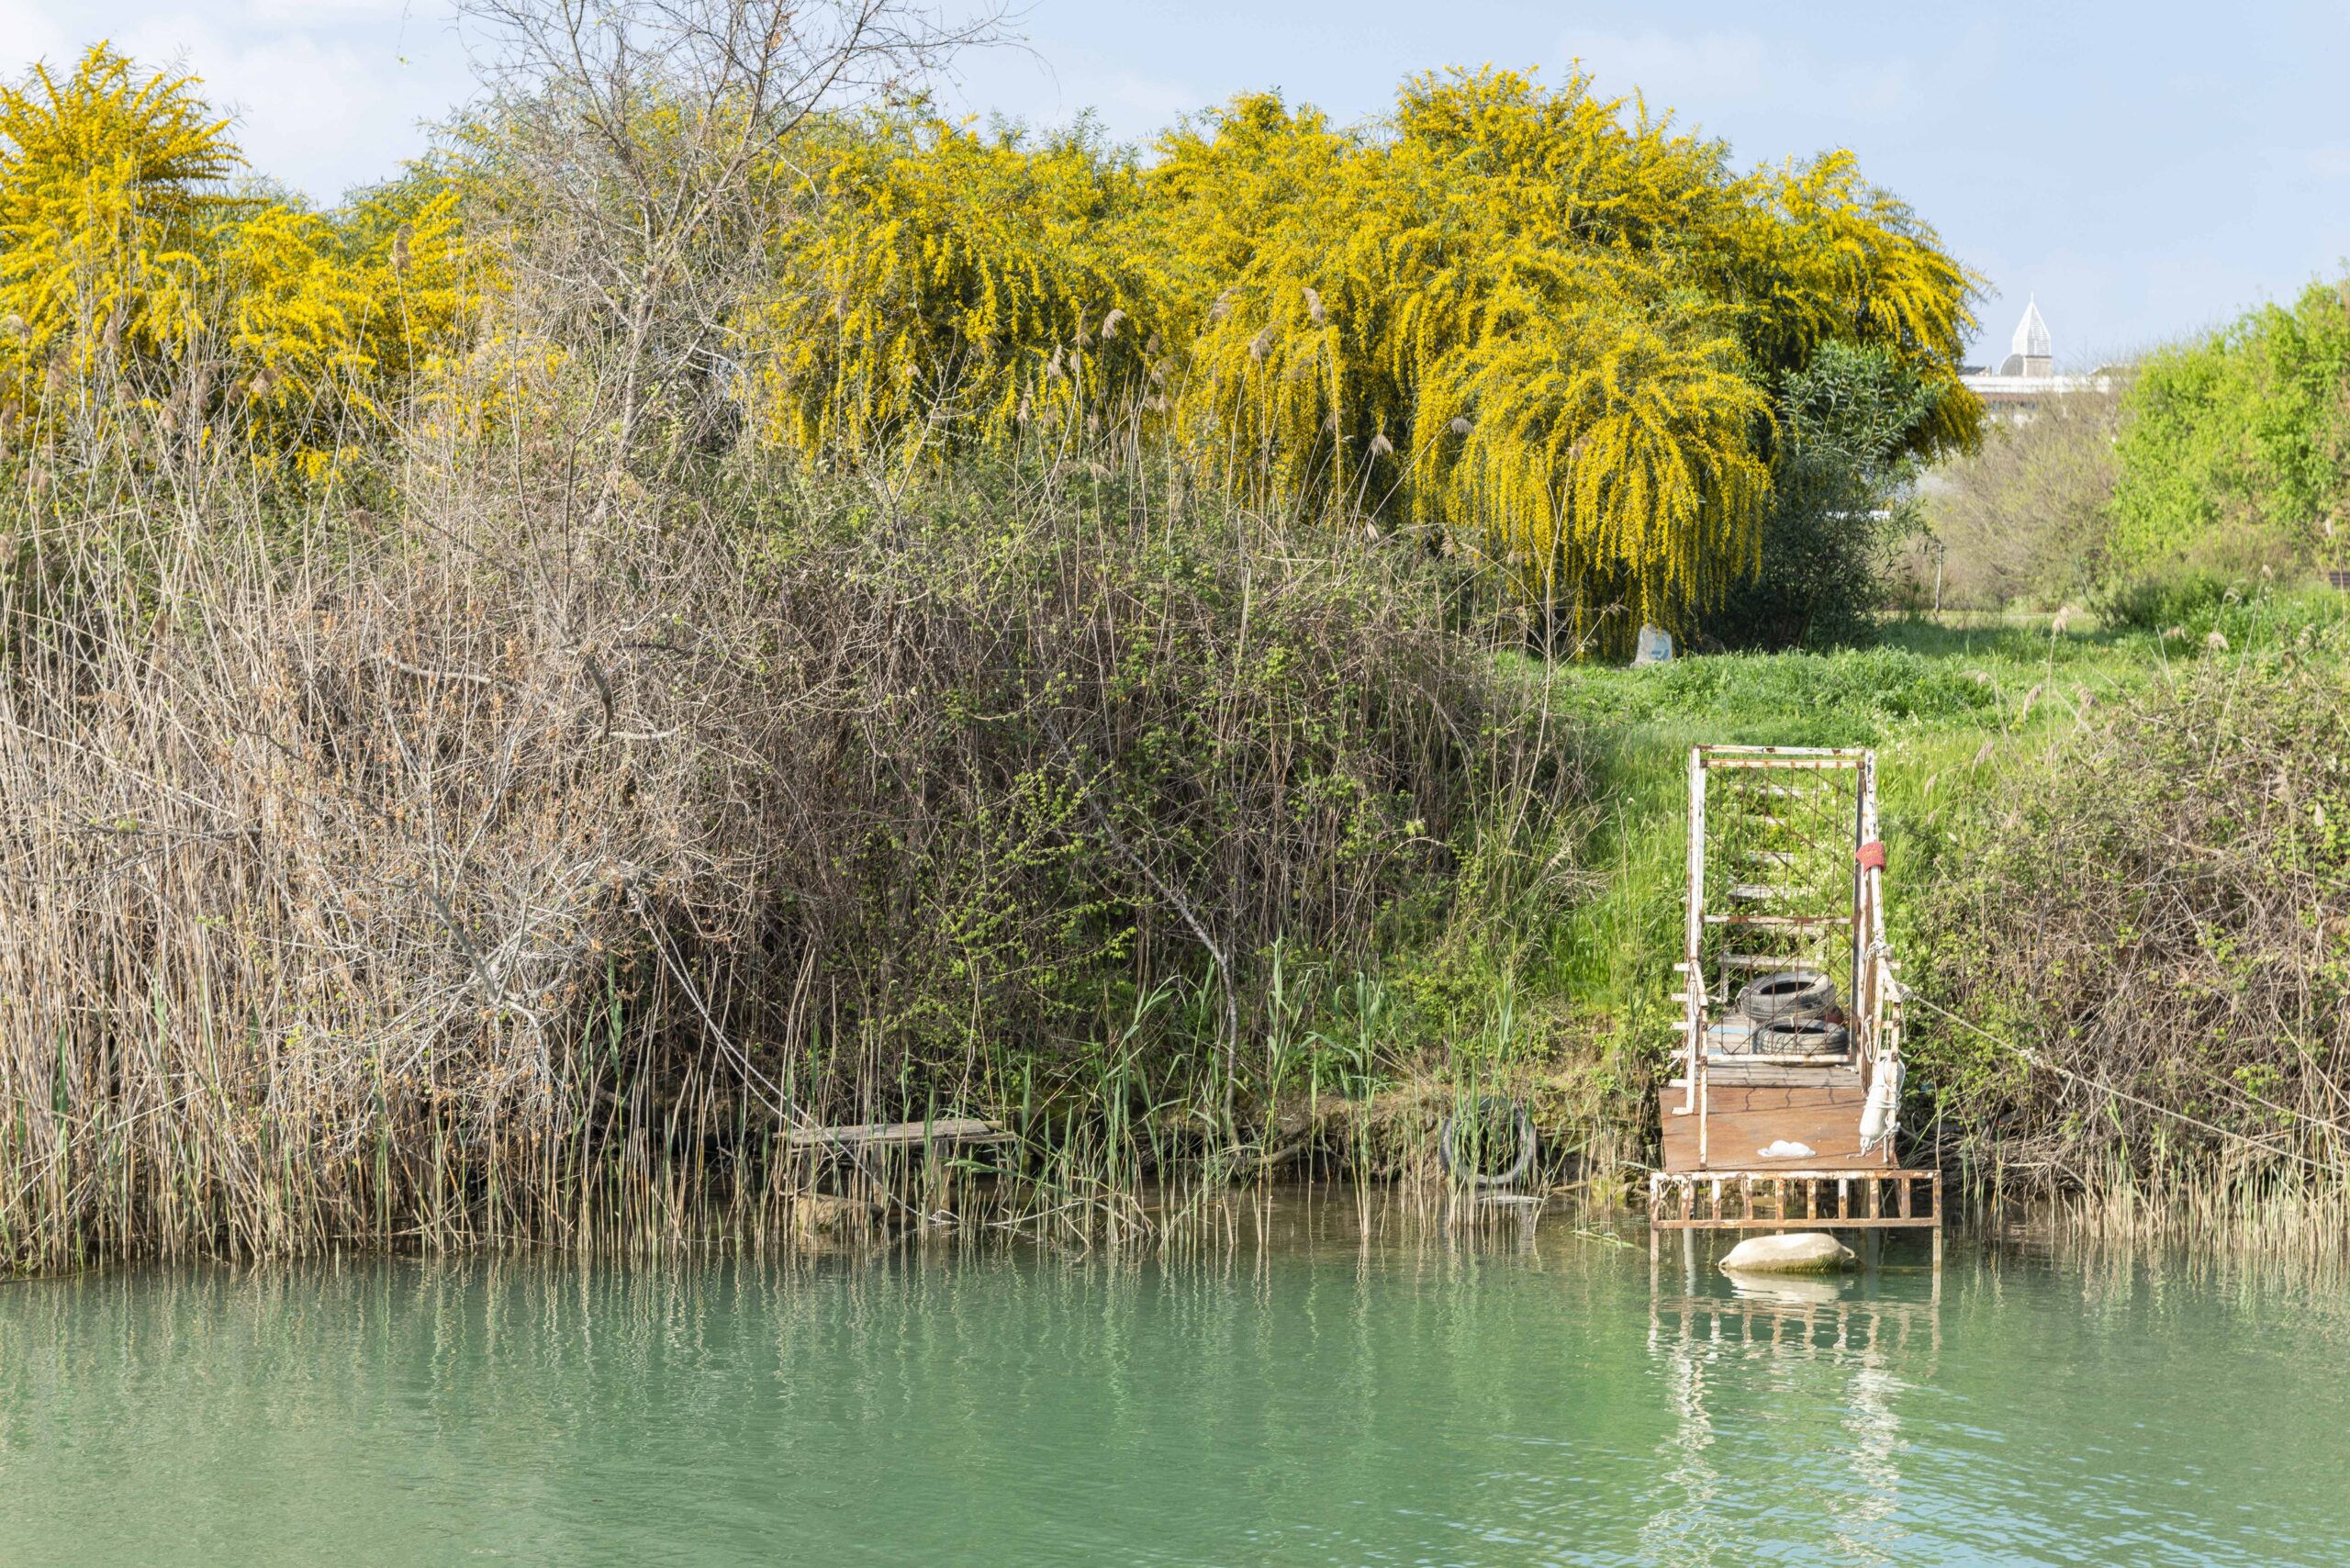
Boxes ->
[0,316,1617,1269]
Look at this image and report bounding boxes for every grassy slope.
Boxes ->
[1467,586,2350,1173]
[1486,602,2308,1106]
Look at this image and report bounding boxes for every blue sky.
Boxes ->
[17,0,2350,366]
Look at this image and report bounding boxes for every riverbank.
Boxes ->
[1511,590,2350,1231]
[5,441,2343,1269]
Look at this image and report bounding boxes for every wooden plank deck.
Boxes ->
[1658,1079,1889,1172]
[1675,1060,1856,1089]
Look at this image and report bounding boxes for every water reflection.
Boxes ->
[1642,1254,1940,1568]
[3,1197,2346,1565]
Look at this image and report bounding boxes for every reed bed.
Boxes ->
[0,335,1615,1270]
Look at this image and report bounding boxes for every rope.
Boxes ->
[1899,989,2345,1175]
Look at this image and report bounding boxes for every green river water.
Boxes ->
[3,1193,2346,1565]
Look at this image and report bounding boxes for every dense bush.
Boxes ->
[1710,342,1936,649]
[1908,635,2350,1197]
[0,422,1564,1262]
[2088,566,2232,632]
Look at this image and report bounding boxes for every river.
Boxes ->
[3,1192,2344,1564]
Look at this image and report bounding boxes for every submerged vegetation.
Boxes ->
[0,6,2343,1268]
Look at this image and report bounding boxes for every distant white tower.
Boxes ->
[1997,298,2053,377]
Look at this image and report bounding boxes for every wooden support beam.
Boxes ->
[786,1117,1009,1150]
[1706,913,1854,929]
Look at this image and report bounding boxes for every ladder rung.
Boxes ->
[1706,757,1863,771]
[1705,914,1852,929]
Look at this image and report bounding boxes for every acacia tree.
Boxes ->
[454,0,1004,479]
[0,45,465,478]
[747,69,1982,648]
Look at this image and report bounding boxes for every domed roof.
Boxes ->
[2010,297,2052,361]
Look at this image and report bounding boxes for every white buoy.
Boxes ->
[1720,1233,1855,1273]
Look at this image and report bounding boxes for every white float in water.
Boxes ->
[1719,1232,1855,1273]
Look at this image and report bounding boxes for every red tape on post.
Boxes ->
[1855,840,1887,871]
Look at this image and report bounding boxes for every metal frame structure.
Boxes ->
[1651,745,1941,1262]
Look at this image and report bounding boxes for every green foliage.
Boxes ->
[2091,567,2233,633]
[2109,277,2350,587]
[1712,341,1937,649]
[748,68,1981,646]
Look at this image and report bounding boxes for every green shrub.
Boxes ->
[1710,342,1940,650]
[1908,637,2350,1196]
[2092,568,2233,632]
[2109,278,2350,585]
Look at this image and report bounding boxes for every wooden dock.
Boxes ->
[1659,1074,1879,1172]
[1652,745,1942,1263]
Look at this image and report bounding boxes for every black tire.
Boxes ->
[1438,1098,1538,1188]
[1736,969,1837,1024]
[1751,1017,1851,1057]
